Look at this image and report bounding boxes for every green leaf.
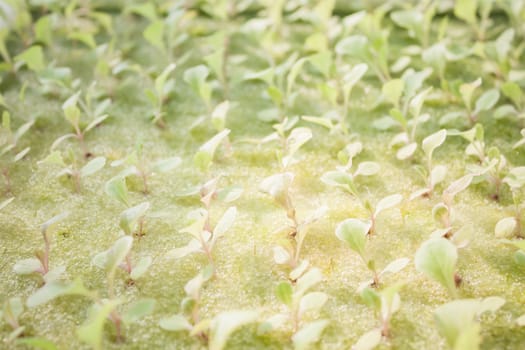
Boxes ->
[283,127,312,168]
[335,35,368,58]
[287,57,308,98]
[434,299,480,349]
[144,20,165,51]
[211,100,230,131]
[130,256,152,280]
[105,176,129,206]
[68,32,96,49]
[275,282,293,305]
[320,171,356,194]
[422,129,447,159]
[120,202,150,235]
[13,258,42,275]
[494,217,517,238]
[154,63,176,97]
[335,218,371,257]
[15,46,45,72]
[415,238,458,297]
[374,194,403,218]
[355,161,380,177]
[16,337,58,350]
[106,236,133,275]
[454,0,478,25]
[183,65,211,105]
[62,92,81,128]
[204,47,225,83]
[292,319,329,350]
[152,156,181,173]
[80,157,106,177]
[34,16,52,46]
[460,78,482,112]
[259,172,294,209]
[27,278,90,307]
[396,142,417,160]
[77,299,121,350]
[212,206,237,242]
[501,82,522,107]
[298,292,328,317]
[474,89,499,114]
[208,310,259,350]
[159,314,192,331]
[122,298,156,324]
[194,129,231,171]
[353,328,382,350]
[382,79,404,108]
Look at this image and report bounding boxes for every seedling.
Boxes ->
[434,297,505,350]
[160,267,259,350]
[77,298,156,347]
[335,218,409,288]
[194,129,231,172]
[13,212,69,284]
[415,237,459,298]
[184,65,213,112]
[494,167,525,238]
[259,172,326,267]
[166,206,237,268]
[52,91,110,158]
[145,63,176,127]
[111,142,181,194]
[92,235,152,286]
[0,297,25,342]
[321,141,380,205]
[258,267,329,349]
[354,283,404,349]
[375,69,433,160]
[411,129,448,199]
[38,151,106,193]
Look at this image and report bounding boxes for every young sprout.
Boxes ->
[411,129,448,199]
[450,124,506,200]
[258,267,329,349]
[434,297,505,350]
[415,237,459,298]
[194,129,231,172]
[0,297,25,342]
[166,206,237,268]
[52,91,110,158]
[457,78,500,126]
[38,151,106,193]
[375,69,433,160]
[111,142,181,194]
[259,172,327,267]
[145,63,176,127]
[13,212,69,284]
[429,174,476,247]
[160,267,259,350]
[336,218,409,288]
[321,141,380,206]
[355,283,404,349]
[494,167,525,238]
[184,65,213,112]
[78,298,156,347]
[365,193,404,235]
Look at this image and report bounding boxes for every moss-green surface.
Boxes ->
[1,1,525,349]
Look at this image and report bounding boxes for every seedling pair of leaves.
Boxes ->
[259,267,329,350]
[335,7,391,83]
[336,218,409,289]
[440,78,500,127]
[259,172,326,268]
[321,141,382,210]
[13,212,70,284]
[52,90,110,158]
[450,124,507,200]
[434,296,506,350]
[105,176,153,237]
[303,62,368,134]
[110,141,181,194]
[353,283,404,350]
[38,150,106,193]
[376,68,434,160]
[160,267,259,350]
